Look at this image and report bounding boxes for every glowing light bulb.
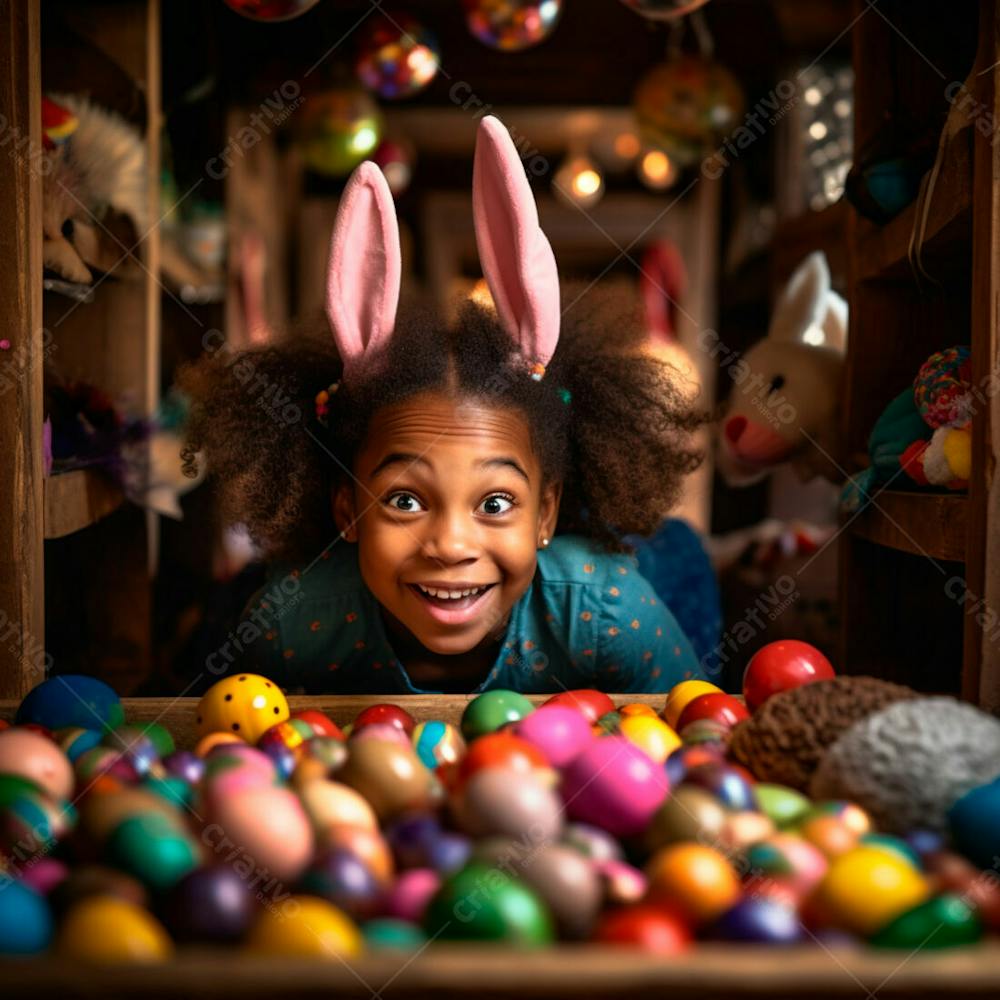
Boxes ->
[554,153,604,209]
[638,148,678,191]
[614,131,641,160]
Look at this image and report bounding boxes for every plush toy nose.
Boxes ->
[724,416,747,444]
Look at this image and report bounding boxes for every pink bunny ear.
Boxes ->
[472,115,560,375]
[325,161,401,380]
[640,240,687,348]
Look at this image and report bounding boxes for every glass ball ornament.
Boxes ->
[462,0,563,52]
[355,12,440,100]
[373,139,415,196]
[221,0,321,21]
[633,55,745,169]
[618,0,712,19]
[295,88,383,178]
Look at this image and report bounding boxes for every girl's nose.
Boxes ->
[423,510,479,564]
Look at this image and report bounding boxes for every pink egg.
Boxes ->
[349,722,413,750]
[18,857,69,896]
[595,858,648,905]
[0,727,74,799]
[511,705,594,768]
[207,785,314,883]
[560,736,668,837]
[206,745,277,782]
[381,868,440,923]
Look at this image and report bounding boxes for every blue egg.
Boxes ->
[709,897,803,944]
[949,777,1000,870]
[364,917,427,949]
[0,880,53,954]
[17,675,123,733]
[682,762,757,811]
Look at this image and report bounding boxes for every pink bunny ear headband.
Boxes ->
[316,115,561,425]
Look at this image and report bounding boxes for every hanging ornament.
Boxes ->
[295,88,382,177]
[221,0,322,21]
[618,0,712,20]
[373,138,415,197]
[355,12,441,100]
[637,146,679,190]
[633,53,744,169]
[462,0,563,52]
[553,151,605,210]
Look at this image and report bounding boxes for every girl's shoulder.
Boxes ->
[534,534,638,587]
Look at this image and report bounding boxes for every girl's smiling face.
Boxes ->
[334,391,560,657]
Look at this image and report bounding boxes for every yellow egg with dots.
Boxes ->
[619,715,682,764]
[245,895,363,957]
[662,680,723,729]
[57,896,173,963]
[196,674,290,744]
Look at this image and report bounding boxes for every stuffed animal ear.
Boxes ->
[472,115,560,372]
[769,251,831,345]
[820,290,849,355]
[325,161,401,379]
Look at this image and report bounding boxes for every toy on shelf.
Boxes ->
[717,251,849,486]
[841,345,972,511]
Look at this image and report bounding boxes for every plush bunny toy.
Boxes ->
[716,251,848,486]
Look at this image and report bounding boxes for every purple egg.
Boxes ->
[709,898,804,944]
[905,828,946,861]
[298,848,382,920]
[163,865,256,943]
[258,741,297,780]
[386,813,443,870]
[663,742,725,787]
[427,831,472,875]
[163,750,205,785]
[380,868,440,923]
[560,737,668,837]
[682,763,757,811]
[18,858,68,896]
[512,705,594,768]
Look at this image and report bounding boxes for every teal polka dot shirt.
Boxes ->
[238,535,703,695]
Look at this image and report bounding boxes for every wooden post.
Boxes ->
[0,0,44,699]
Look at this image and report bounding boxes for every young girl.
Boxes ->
[181,116,708,696]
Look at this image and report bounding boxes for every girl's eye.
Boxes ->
[479,493,514,516]
[385,492,425,513]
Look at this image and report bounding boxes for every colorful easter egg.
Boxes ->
[196,674,289,743]
[948,776,1000,870]
[745,834,828,897]
[298,848,383,920]
[385,813,471,875]
[298,779,379,838]
[454,768,562,841]
[424,863,554,945]
[0,727,74,800]
[619,715,681,764]
[57,727,103,763]
[354,703,417,736]
[645,844,741,925]
[412,720,467,769]
[16,675,123,734]
[324,824,395,885]
[245,895,362,957]
[364,917,427,949]
[870,894,981,949]
[109,723,175,759]
[163,866,256,943]
[595,859,648,905]
[49,864,149,912]
[57,895,173,962]
[17,857,68,897]
[544,689,614,724]
[755,784,811,828]
[290,708,345,741]
[592,903,691,953]
[511,704,594,767]
[709,897,804,944]
[338,739,437,821]
[925,851,1000,931]
[662,679,722,728]
[0,880,52,954]
[813,845,930,936]
[461,690,535,740]
[643,785,728,853]
[195,732,245,756]
[743,640,835,712]
[675,692,749,732]
[380,868,441,923]
[162,750,205,786]
[563,823,623,863]
[561,736,668,837]
[682,762,757,811]
[455,731,551,789]
[663,742,725,786]
[105,813,200,892]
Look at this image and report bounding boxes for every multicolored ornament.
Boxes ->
[462,0,562,51]
[221,0,321,21]
[618,0,712,19]
[296,89,383,178]
[355,13,440,99]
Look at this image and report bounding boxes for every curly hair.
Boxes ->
[179,285,704,561]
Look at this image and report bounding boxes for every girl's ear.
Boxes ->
[472,115,560,372]
[768,250,831,345]
[325,161,401,380]
[537,480,562,546]
[332,483,358,542]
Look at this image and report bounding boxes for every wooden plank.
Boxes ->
[3,945,1000,999]
[849,492,968,563]
[0,0,44,699]
[43,469,124,539]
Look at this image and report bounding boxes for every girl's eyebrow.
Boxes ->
[482,457,530,483]
[370,452,427,478]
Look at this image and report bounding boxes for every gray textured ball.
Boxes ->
[810,697,1000,834]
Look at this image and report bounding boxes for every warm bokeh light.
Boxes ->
[554,153,605,209]
[638,148,678,191]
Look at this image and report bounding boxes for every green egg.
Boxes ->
[363,918,427,949]
[755,784,812,828]
[424,862,554,946]
[860,833,921,869]
[105,812,198,892]
[142,775,192,809]
[870,894,982,949]
[460,690,535,742]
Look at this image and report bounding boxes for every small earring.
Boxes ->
[541,537,550,548]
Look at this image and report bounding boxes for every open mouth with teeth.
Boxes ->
[409,582,496,611]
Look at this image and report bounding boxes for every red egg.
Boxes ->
[456,731,550,789]
[675,693,748,732]
[353,703,416,736]
[544,689,615,724]
[290,709,345,741]
[592,903,691,954]
[742,640,835,712]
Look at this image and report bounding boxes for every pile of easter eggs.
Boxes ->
[1,641,999,963]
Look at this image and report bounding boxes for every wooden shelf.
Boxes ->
[849,490,967,562]
[855,125,973,282]
[44,469,123,539]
